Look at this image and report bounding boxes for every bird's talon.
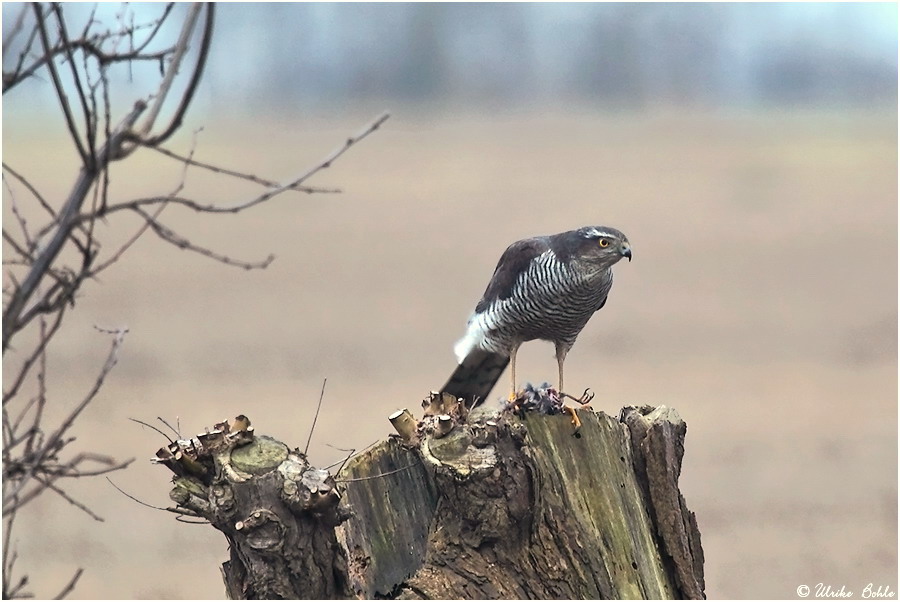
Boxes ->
[561,388,594,405]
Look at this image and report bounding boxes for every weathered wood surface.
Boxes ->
[336,438,437,598]
[621,405,705,599]
[155,405,704,599]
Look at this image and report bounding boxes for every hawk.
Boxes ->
[442,226,632,408]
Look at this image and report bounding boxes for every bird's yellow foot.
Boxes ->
[507,389,524,415]
[564,405,582,433]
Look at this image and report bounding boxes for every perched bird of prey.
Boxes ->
[442,226,632,408]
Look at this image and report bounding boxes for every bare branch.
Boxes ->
[4,447,133,518]
[87,122,202,276]
[145,144,342,194]
[2,514,17,590]
[304,379,327,455]
[2,229,34,263]
[88,203,165,277]
[2,5,30,55]
[133,206,275,270]
[3,176,34,251]
[3,6,392,594]
[1,328,135,516]
[32,3,89,165]
[129,4,176,56]
[3,306,66,405]
[4,5,178,94]
[53,568,83,600]
[6,9,40,94]
[38,478,103,522]
[100,111,392,220]
[228,110,390,213]
[135,3,202,135]
[106,477,203,518]
[45,328,127,446]
[3,163,59,224]
[335,463,418,483]
[156,416,182,440]
[25,317,48,459]
[4,6,38,94]
[2,99,147,352]
[50,4,97,166]
[128,417,174,444]
[138,3,215,146]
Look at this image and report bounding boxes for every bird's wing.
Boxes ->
[444,236,547,406]
[474,237,550,314]
[441,347,510,408]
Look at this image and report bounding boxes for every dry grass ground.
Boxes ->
[3,107,897,599]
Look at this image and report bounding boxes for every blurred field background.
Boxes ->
[3,3,897,600]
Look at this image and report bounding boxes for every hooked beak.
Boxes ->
[620,243,632,262]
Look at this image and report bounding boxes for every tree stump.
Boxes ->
[154,405,704,599]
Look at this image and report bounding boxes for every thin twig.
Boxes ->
[4,28,176,93]
[323,438,380,472]
[2,5,29,55]
[304,379,327,455]
[2,165,103,263]
[2,514,16,584]
[2,99,147,353]
[53,568,83,600]
[139,3,214,146]
[7,9,40,93]
[32,3,88,164]
[89,113,202,274]
[335,463,418,483]
[51,4,96,168]
[156,416,181,440]
[132,206,275,269]
[145,145,342,194]
[101,111,392,220]
[4,177,33,250]
[24,317,49,459]
[129,4,175,56]
[2,305,66,405]
[2,163,58,222]
[128,418,174,443]
[88,203,165,276]
[174,515,211,525]
[4,454,132,517]
[205,111,390,214]
[106,477,201,517]
[2,229,34,263]
[331,447,357,476]
[38,478,103,522]
[40,328,128,468]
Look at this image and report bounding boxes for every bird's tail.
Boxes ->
[441,348,509,409]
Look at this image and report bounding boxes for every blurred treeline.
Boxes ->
[3,2,898,115]
[209,2,897,110]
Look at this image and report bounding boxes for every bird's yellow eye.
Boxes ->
[598,238,609,248]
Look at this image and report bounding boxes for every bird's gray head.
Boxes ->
[571,226,632,267]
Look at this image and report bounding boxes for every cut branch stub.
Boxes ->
[389,408,418,443]
[155,416,351,599]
